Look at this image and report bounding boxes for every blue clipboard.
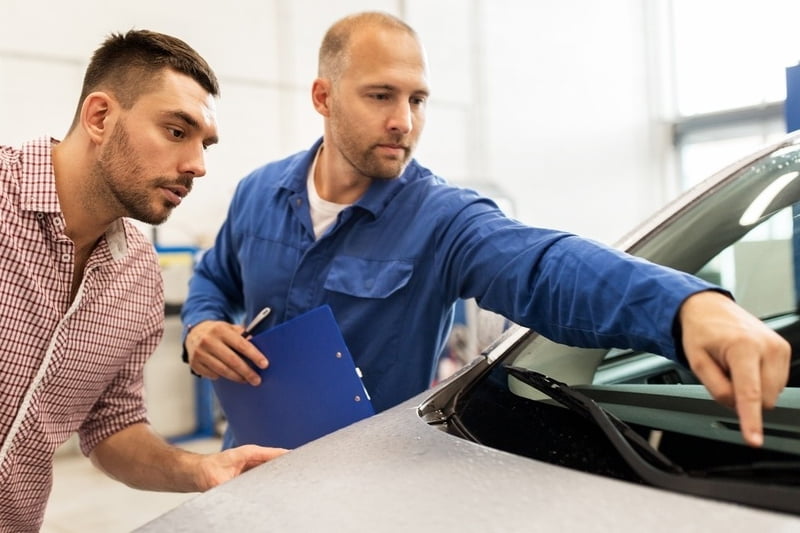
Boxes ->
[212,305,375,449]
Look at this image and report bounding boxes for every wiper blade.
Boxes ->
[505,366,685,474]
[505,365,800,516]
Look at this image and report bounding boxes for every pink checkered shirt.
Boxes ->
[0,138,165,531]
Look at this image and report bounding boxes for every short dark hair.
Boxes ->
[68,29,219,131]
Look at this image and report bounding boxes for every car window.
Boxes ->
[595,142,800,386]
[695,206,796,319]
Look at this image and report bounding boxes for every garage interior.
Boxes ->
[0,0,798,531]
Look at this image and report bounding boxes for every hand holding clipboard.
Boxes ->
[213,305,375,449]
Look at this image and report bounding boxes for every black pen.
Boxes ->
[242,307,272,338]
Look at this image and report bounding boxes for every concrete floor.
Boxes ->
[41,437,221,533]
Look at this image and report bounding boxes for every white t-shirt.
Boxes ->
[307,147,350,239]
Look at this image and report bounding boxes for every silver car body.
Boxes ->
[139,133,800,532]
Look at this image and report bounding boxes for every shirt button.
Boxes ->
[36,212,44,219]
[61,254,71,262]
[295,198,302,206]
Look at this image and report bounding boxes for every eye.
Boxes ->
[369,93,390,101]
[167,127,186,140]
[411,96,426,106]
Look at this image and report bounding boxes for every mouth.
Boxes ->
[161,183,191,206]
[375,144,408,158]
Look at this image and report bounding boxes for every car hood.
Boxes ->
[136,383,798,532]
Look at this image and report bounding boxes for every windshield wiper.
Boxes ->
[505,365,800,516]
[505,366,684,474]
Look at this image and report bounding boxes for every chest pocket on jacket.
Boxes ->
[324,256,413,299]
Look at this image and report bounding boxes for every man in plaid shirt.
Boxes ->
[0,30,285,531]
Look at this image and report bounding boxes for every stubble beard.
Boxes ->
[92,122,182,226]
[330,112,413,180]
[336,149,408,181]
[362,143,410,180]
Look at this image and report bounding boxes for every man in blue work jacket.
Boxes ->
[182,11,789,449]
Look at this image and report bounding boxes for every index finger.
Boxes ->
[728,349,765,448]
[233,331,269,371]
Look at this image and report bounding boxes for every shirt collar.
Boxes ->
[19,137,62,214]
[281,137,418,219]
[19,136,129,261]
[105,220,129,261]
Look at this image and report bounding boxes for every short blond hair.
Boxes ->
[318,11,418,81]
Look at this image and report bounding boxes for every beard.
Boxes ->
[328,107,415,180]
[90,120,192,225]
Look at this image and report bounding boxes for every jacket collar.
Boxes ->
[279,137,419,220]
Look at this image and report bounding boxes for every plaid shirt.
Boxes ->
[0,138,164,531]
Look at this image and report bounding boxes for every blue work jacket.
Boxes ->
[183,138,714,413]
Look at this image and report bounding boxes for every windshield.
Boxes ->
[509,135,800,390]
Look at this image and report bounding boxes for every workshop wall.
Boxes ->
[0,0,669,437]
[0,0,668,245]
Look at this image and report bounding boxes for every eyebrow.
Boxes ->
[165,110,219,146]
[364,84,430,98]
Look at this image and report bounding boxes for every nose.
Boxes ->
[387,102,413,135]
[179,143,207,178]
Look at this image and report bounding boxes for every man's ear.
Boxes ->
[311,78,332,117]
[80,92,115,144]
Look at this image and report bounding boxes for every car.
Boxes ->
[138,132,800,532]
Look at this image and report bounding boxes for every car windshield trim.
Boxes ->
[505,365,800,516]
